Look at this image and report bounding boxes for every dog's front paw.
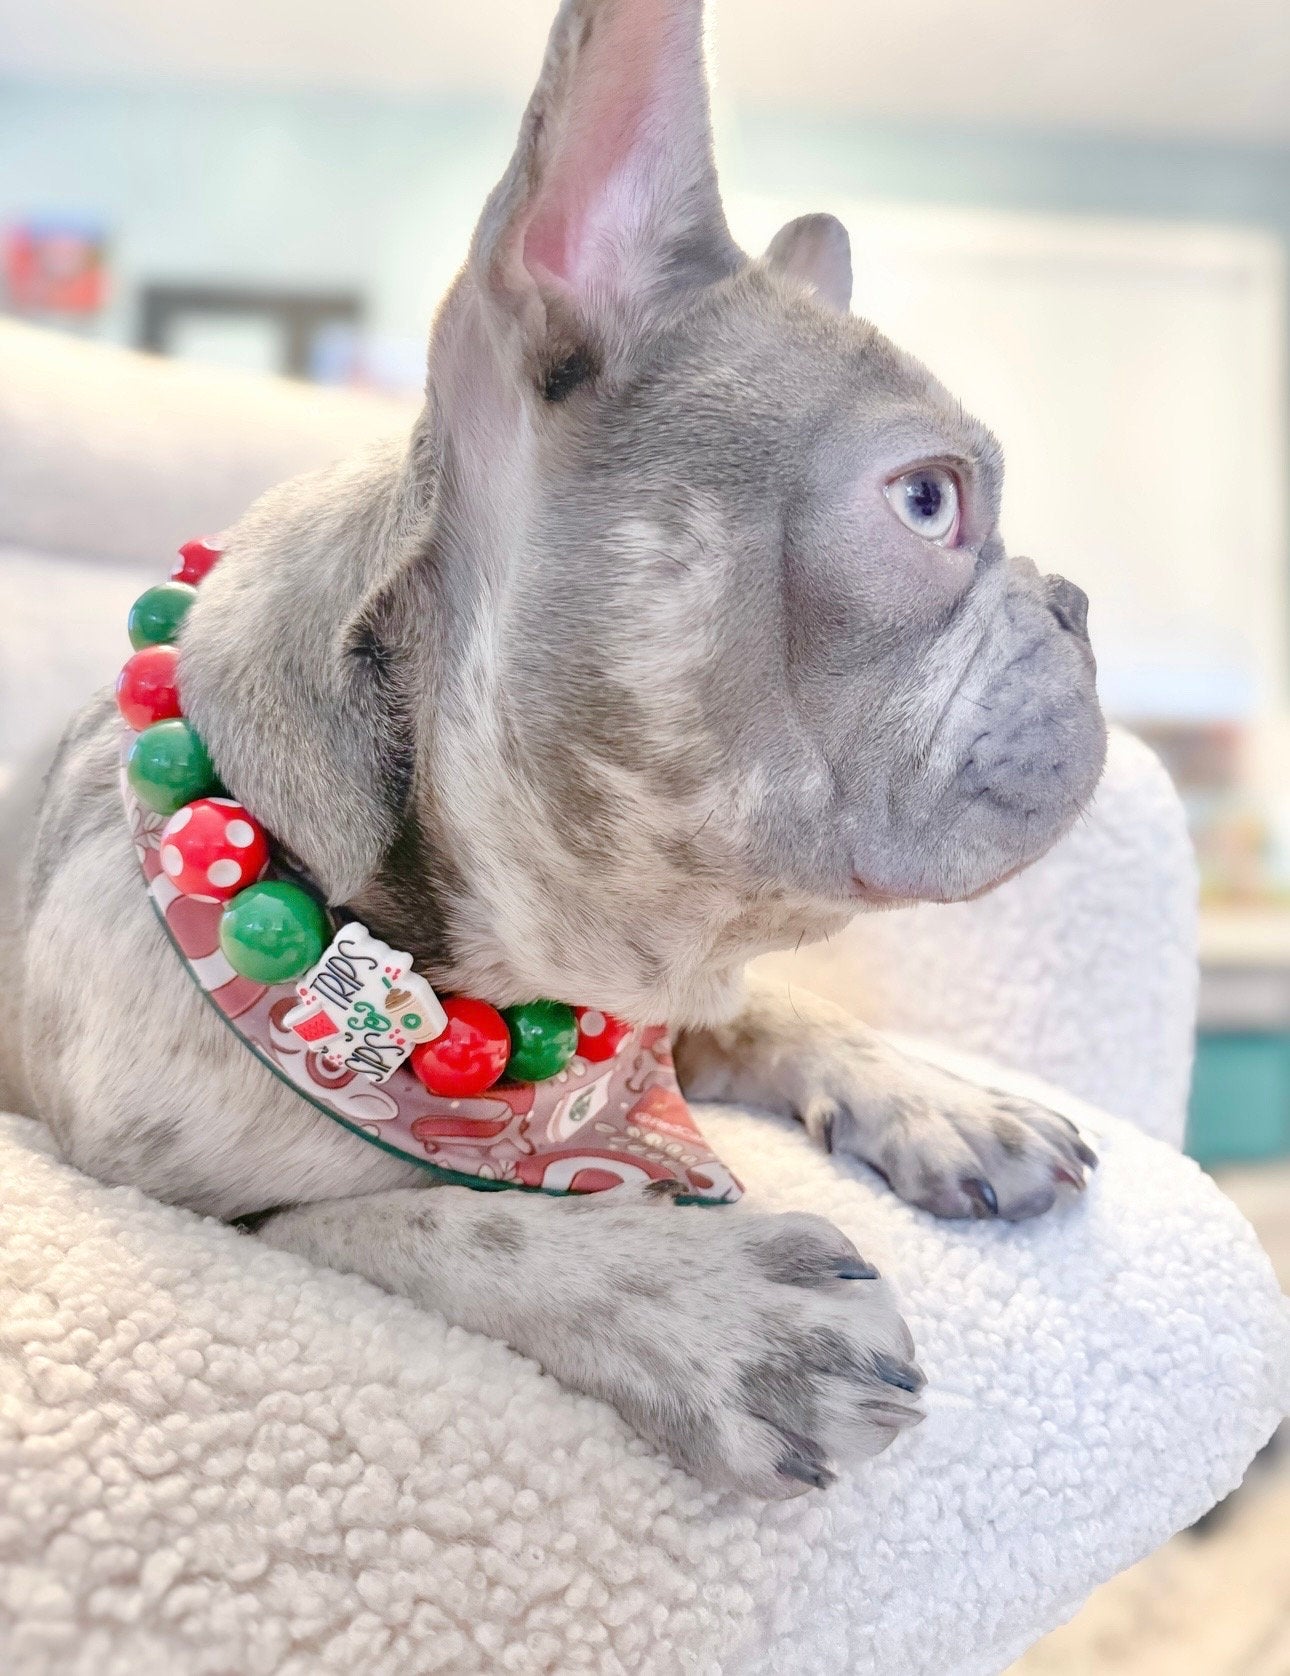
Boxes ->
[802,1052,1097,1222]
[586,1194,923,1498]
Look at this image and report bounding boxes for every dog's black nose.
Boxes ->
[1044,574,1090,640]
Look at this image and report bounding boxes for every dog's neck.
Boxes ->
[329,463,834,1026]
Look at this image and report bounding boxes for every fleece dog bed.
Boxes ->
[1,326,1286,1673]
[0,1068,1285,1676]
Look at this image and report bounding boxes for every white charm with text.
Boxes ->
[283,922,447,1083]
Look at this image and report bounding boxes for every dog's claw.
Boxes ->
[866,1399,926,1430]
[833,1257,880,1280]
[778,1452,836,1491]
[806,1099,869,1162]
[873,1351,925,1393]
[1057,1118,1099,1168]
[962,1176,999,1218]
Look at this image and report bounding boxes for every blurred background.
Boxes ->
[1,2,1287,1667]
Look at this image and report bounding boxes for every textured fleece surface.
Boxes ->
[0,320,413,571]
[1,1078,1285,1676]
[0,547,154,774]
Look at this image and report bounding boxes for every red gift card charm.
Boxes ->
[287,1002,345,1047]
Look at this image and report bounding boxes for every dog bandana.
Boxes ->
[120,743,742,1205]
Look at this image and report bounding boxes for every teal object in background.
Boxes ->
[1187,1032,1290,1165]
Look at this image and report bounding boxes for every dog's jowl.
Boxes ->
[0,0,1105,1497]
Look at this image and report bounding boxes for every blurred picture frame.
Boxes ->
[137,282,362,379]
[3,215,108,316]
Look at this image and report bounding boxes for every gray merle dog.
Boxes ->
[0,0,1105,1497]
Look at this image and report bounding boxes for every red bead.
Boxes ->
[116,644,182,731]
[171,536,224,586]
[158,797,270,902]
[410,998,511,1097]
[575,1006,633,1063]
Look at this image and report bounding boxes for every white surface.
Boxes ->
[0,547,152,770]
[0,320,415,571]
[3,0,1290,141]
[1003,1163,1290,1676]
[0,1081,1284,1676]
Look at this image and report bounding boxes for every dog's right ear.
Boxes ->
[764,214,852,314]
[439,0,739,399]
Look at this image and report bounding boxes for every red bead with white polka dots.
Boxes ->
[171,536,224,586]
[158,797,270,902]
[574,1006,633,1063]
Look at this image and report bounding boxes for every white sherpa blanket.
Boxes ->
[1,1054,1286,1676]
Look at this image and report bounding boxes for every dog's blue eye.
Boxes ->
[885,466,960,545]
[907,475,943,521]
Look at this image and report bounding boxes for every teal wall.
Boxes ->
[5,78,1290,359]
[729,109,1290,229]
[1190,1033,1290,1165]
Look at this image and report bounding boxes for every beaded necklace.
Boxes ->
[115,538,740,1203]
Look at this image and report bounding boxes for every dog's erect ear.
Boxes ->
[764,214,852,314]
[459,0,739,380]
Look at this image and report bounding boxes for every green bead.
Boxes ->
[127,719,218,815]
[128,581,197,650]
[501,999,578,1082]
[218,882,329,984]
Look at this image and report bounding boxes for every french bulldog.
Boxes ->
[0,0,1105,1498]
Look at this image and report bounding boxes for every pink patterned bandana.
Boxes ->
[120,742,741,1205]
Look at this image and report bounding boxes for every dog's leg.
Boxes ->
[674,976,1097,1222]
[253,1181,924,1497]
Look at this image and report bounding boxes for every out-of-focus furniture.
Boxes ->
[1187,910,1290,1164]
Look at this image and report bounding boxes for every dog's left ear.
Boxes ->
[449,0,741,392]
[764,214,852,314]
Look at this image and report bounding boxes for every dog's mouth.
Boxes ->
[847,859,1026,909]
[847,876,907,908]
